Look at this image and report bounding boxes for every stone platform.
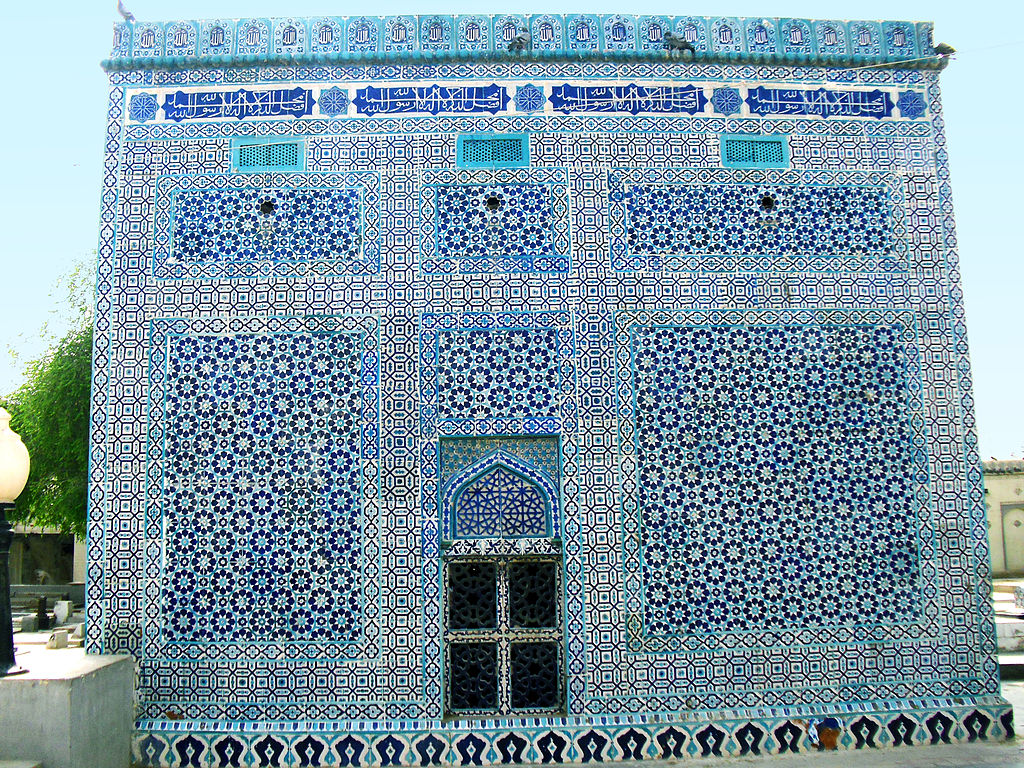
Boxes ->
[0,646,134,768]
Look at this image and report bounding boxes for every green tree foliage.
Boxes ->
[1,263,94,537]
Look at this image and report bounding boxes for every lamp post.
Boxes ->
[0,407,30,676]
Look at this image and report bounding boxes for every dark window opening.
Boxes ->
[444,557,563,717]
[449,642,498,711]
[511,642,560,709]
[448,561,497,629]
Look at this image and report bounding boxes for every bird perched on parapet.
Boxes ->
[509,30,532,52]
[934,42,956,57]
[662,30,696,55]
[117,0,136,22]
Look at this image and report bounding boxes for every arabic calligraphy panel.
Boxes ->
[310,17,343,54]
[711,18,743,53]
[273,18,307,55]
[602,16,637,50]
[132,23,164,59]
[384,17,416,52]
[883,21,917,57]
[850,22,883,57]
[161,88,315,122]
[549,84,707,115]
[815,21,849,55]
[746,87,894,120]
[111,21,130,58]
[673,17,710,51]
[780,20,813,55]
[495,15,528,47]
[236,19,270,56]
[107,14,930,63]
[458,16,491,51]
[637,16,672,51]
[352,85,509,117]
[347,17,380,53]
[529,15,564,50]
[566,15,600,50]
[199,19,234,56]
[165,22,198,57]
[420,16,454,51]
[744,19,779,54]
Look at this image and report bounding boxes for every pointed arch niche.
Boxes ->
[441,445,560,539]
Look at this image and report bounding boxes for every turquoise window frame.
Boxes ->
[230,136,306,173]
[720,133,790,169]
[456,133,530,168]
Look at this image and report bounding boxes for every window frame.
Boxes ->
[442,555,566,719]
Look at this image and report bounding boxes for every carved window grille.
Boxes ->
[444,557,564,717]
[232,138,305,172]
[457,135,530,168]
[454,466,548,538]
[720,134,789,168]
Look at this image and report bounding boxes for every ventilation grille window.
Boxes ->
[721,135,789,168]
[231,138,305,172]
[457,135,530,168]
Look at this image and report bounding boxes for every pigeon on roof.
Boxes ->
[117,0,135,23]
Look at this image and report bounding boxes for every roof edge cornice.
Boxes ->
[103,15,948,73]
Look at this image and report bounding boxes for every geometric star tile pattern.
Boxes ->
[160,331,364,643]
[169,188,362,268]
[434,184,561,272]
[629,322,921,637]
[453,465,549,537]
[436,328,560,421]
[625,183,893,258]
[609,168,906,273]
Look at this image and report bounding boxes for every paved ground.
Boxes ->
[691,742,1024,766]
[1005,680,1024,728]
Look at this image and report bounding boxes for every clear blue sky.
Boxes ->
[1,0,1020,458]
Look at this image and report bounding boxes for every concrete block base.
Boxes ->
[0,648,134,768]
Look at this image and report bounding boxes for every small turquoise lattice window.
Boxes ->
[721,134,789,168]
[231,137,305,172]
[457,134,530,168]
[454,466,548,537]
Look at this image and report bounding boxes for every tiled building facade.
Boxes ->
[89,13,1012,767]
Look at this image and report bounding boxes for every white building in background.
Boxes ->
[985,460,1024,577]
[7,524,86,586]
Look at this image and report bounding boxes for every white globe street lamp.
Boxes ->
[0,406,31,676]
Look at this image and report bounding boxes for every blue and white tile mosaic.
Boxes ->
[88,14,1007,766]
[615,309,934,653]
[158,329,369,643]
[107,14,935,67]
[153,172,380,279]
[609,169,906,273]
[420,168,570,275]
